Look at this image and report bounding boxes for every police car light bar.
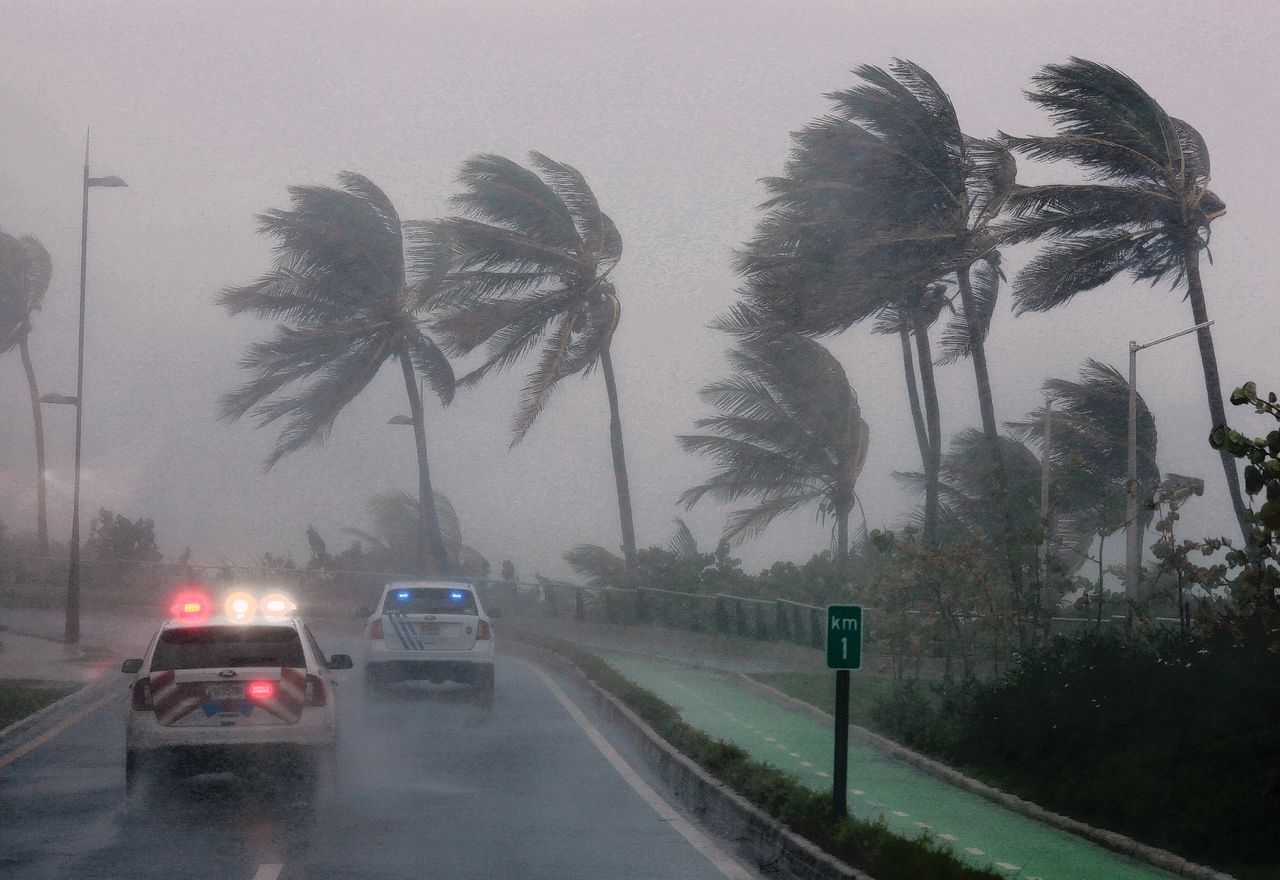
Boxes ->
[169,588,212,622]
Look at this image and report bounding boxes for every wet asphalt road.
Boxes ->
[0,629,750,880]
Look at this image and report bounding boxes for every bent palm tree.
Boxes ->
[1002,57,1242,542]
[0,231,53,552]
[432,152,637,567]
[731,59,1022,593]
[219,173,455,574]
[679,335,870,558]
[346,490,489,578]
[1006,359,1160,606]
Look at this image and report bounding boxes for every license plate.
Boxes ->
[207,683,243,700]
[418,623,441,635]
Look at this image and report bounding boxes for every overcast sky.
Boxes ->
[2,0,1278,583]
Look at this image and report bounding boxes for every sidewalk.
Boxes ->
[0,607,155,685]
[600,651,1181,880]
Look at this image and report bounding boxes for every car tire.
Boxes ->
[125,749,147,798]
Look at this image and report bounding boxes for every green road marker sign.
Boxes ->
[826,604,863,670]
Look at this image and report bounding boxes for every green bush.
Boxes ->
[877,632,1280,866]
[538,637,998,880]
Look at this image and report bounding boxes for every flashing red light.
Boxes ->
[247,681,275,701]
[169,588,211,621]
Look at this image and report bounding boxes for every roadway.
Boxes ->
[0,621,757,880]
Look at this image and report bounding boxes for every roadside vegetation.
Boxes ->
[534,637,1000,880]
[0,678,75,731]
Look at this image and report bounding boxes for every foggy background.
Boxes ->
[2,0,1277,582]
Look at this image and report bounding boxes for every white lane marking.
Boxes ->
[0,691,121,769]
[914,822,931,829]
[252,866,283,880]
[940,834,959,842]
[788,752,801,758]
[851,789,864,795]
[996,863,1020,871]
[814,771,829,778]
[799,761,812,767]
[524,661,755,880]
[764,736,776,742]
[891,810,909,817]
[966,847,985,856]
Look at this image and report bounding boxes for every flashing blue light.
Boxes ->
[396,590,411,601]
[449,591,465,601]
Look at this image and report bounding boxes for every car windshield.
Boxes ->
[382,588,478,616]
[151,625,306,670]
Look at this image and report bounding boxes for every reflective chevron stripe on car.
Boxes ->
[387,613,424,650]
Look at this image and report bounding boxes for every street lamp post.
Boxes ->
[1124,320,1214,603]
[64,129,127,644]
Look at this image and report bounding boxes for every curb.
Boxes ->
[735,674,1236,880]
[0,673,118,750]
[508,640,874,880]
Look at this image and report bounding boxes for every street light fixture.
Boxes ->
[39,393,79,406]
[64,129,127,645]
[1124,320,1214,603]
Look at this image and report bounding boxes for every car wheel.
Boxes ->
[125,749,147,798]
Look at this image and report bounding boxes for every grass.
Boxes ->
[0,679,77,730]
[748,671,909,729]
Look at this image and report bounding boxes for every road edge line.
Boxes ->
[521,657,756,880]
[735,673,1236,880]
[508,644,871,880]
[0,673,117,747]
[0,689,121,769]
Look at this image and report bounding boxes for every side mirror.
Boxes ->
[488,608,502,619]
[327,654,354,670]
[121,658,143,674]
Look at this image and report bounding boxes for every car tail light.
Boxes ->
[476,619,492,640]
[131,678,152,710]
[369,618,384,640]
[304,674,327,707]
[247,681,276,701]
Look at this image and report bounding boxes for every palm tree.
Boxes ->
[1001,57,1242,543]
[1006,359,1160,612]
[679,334,870,558]
[564,517,702,589]
[730,59,1022,594]
[432,152,637,567]
[873,284,948,540]
[0,231,53,552]
[346,490,489,578]
[219,173,455,574]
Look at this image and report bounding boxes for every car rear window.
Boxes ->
[151,625,306,670]
[382,587,478,615]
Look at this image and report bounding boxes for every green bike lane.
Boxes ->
[600,651,1178,880]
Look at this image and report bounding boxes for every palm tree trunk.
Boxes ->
[1185,250,1250,545]
[956,268,1026,613]
[836,510,849,561]
[899,325,931,469]
[19,335,49,554]
[398,351,449,575]
[600,348,638,568]
[1096,533,1106,628]
[913,317,943,543]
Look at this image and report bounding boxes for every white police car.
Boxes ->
[121,589,353,795]
[363,581,495,696]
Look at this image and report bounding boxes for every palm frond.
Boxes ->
[564,543,626,587]
[667,518,700,559]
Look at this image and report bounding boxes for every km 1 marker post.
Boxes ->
[826,604,862,818]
